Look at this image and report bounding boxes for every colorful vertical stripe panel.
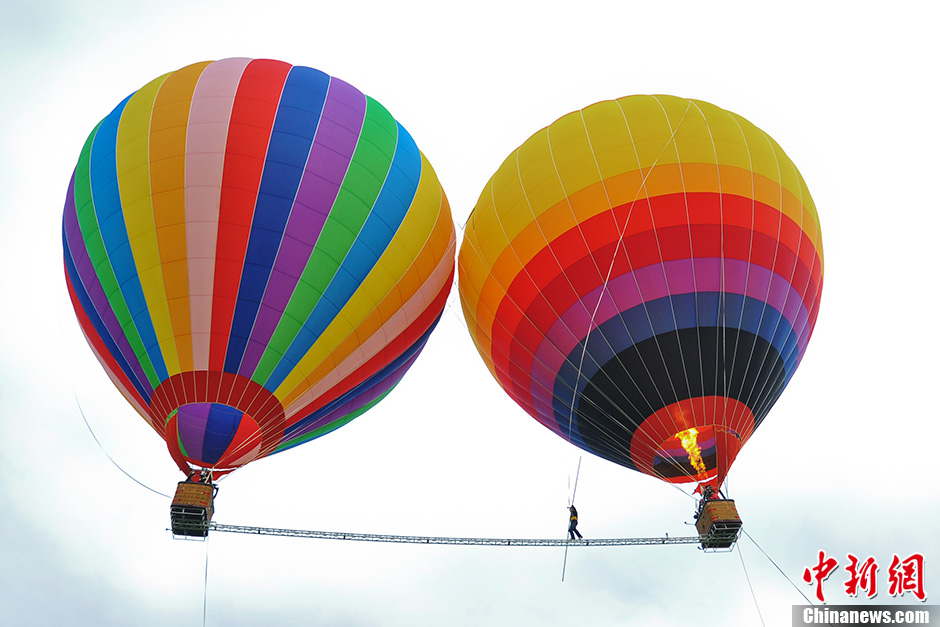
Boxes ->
[63,59,456,476]
[458,95,822,487]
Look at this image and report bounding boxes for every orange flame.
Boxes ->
[676,428,707,476]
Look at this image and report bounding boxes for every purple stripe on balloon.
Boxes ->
[238,78,368,377]
[177,403,211,460]
[658,436,718,457]
[63,173,151,393]
[525,258,812,422]
[281,351,417,442]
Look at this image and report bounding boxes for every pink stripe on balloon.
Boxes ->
[184,58,251,370]
[237,78,367,377]
[525,258,811,421]
[283,350,420,442]
[283,234,455,417]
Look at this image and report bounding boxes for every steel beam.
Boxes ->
[207,523,702,547]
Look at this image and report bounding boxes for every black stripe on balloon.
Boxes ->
[571,328,787,470]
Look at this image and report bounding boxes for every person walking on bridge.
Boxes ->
[567,505,583,540]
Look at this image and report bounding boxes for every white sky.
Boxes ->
[1,1,938,625]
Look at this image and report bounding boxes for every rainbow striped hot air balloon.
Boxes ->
[459,95,822,489]
[63,58,455,477]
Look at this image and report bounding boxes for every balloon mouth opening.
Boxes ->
[627,397,754,485]
[169,402,262,469]
[651,425,721,482]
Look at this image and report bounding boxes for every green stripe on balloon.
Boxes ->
[251,96,399,384]
[177,423,189,459]
[73,123,161,388]
[273,385,394,453]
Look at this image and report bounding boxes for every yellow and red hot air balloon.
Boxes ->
[63,59,455,484]
[459,95,822,497]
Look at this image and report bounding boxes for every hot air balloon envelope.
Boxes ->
[64,58,455,477]
[458,95,822,488]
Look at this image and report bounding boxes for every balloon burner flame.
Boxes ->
[676,428,707,476]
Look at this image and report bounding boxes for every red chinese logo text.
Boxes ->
[844,554,878,598]
[888,553,926,601]
[803,551,926,603]
[803,550,839,602]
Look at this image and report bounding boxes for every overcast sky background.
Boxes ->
[1,1,938,625]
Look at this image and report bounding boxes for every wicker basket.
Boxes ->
[696,499,742,549]
[170,482,215,538]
